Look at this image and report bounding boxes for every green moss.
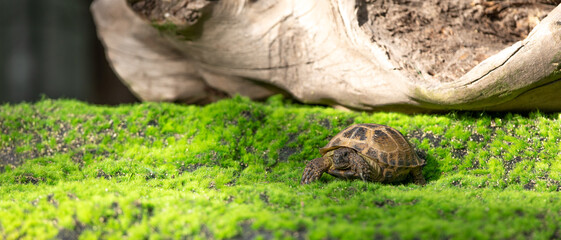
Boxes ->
[2,96,561,239]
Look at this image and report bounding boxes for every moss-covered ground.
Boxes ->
[2,96,561,239]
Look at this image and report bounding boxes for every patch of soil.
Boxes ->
[56,217,87,240]
[374,199,397,207]
[503,156,523,173]
[15,174,44,184]
[111,202,124,217]
[470,133,485,143]
[373,198,418,207]
[67,193,78,200]
[133,200,155,223]
[178,162,204,174]
[277,132,300,163]
[408,130,443,147]
[278,147,298,162]
[524,179,536,190]
[231,221,274,240]
[552,227,561,239]
[225,178,237,187]
[451,179,462,187]
[0,110,129,173]
[47,194,59,208]
[199,224,214,239]
[96,169,126,180]
[71,151,85,168]
[319,118,332,129]
[240,109,265,123]
[96,169,112,180]
[0,147,23,172]
[364,0,557,82]
[451,147,468,159]
[259,191,270,204]
[208,180,216,189]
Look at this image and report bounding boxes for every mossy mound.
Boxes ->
[1,96,561,239]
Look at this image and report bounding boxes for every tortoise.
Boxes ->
[300,123,426,185]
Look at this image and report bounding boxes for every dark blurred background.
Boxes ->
[0,0,138,105]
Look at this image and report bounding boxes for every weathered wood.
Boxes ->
[414,8,561,111]
[91,0,561,111]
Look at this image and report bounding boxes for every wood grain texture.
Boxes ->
[91,0,561,111]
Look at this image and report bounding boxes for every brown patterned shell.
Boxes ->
[320,124,424,167]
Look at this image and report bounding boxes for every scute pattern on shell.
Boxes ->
[319,124,424,167]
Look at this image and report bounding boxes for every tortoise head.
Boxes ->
[330,147,357,170]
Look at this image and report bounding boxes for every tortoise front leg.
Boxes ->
[301,157,331,184]
[351,156,374,182]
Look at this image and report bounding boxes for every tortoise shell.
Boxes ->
[320,123,424,167]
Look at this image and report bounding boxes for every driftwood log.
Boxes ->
[91,0,561,112]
